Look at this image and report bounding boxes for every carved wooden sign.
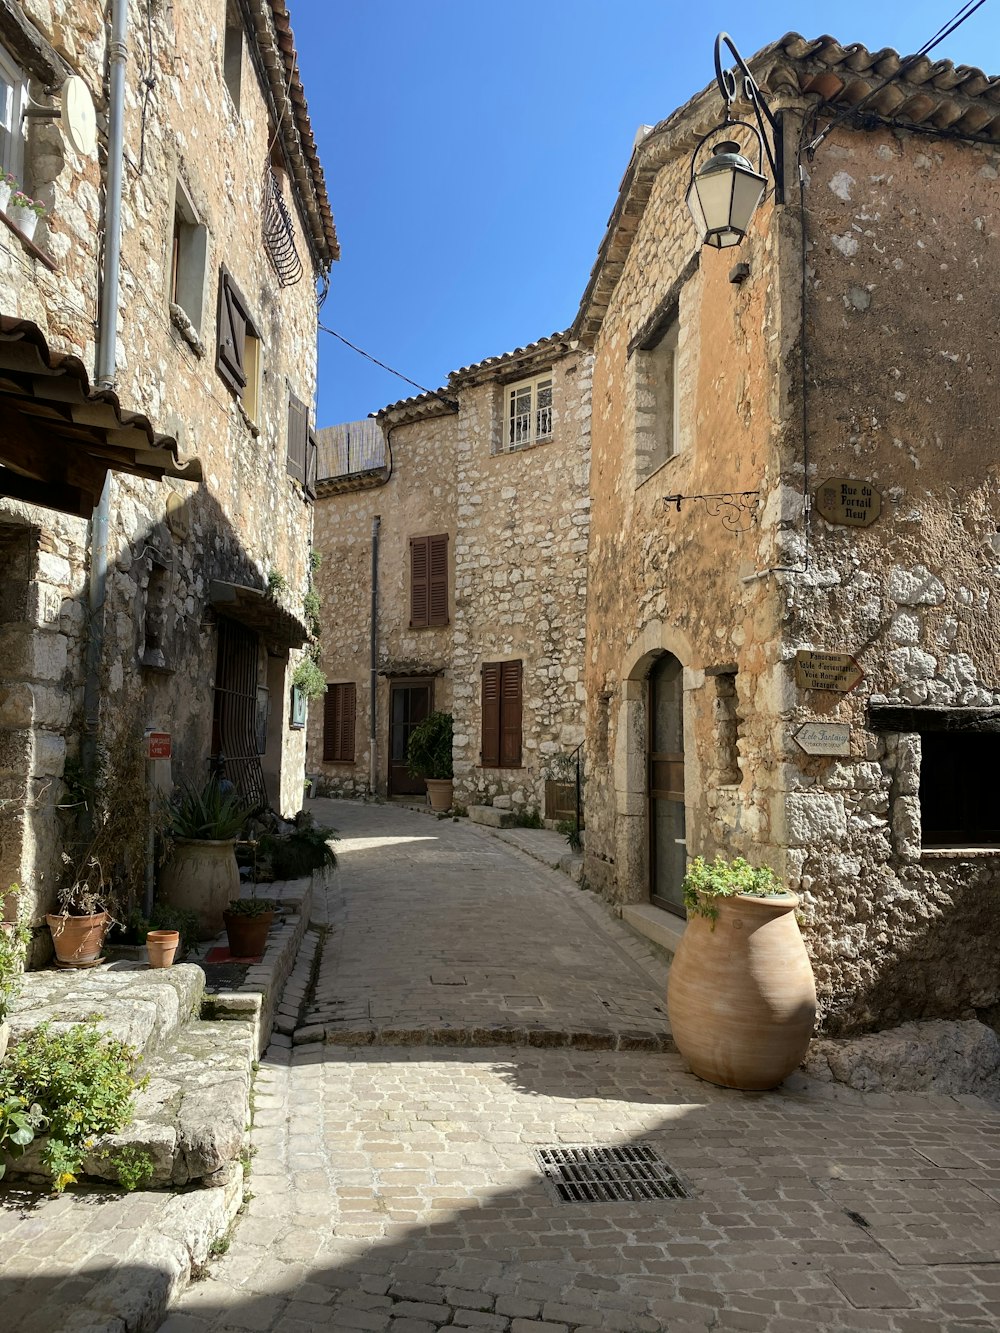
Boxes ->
[794,650,864,694]
[794,721,851,756]
[815,478,881,527]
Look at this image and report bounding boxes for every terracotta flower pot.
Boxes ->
[46,911,108,967]
[223,910,274,959]
[159,838,240,939]
[666,892,816,1091]
[146,929,179,968]
[425,778,454,812]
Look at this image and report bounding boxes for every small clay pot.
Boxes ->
[146,929,179,968]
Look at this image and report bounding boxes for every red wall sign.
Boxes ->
[146,732,172,760]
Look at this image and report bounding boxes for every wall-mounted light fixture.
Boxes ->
[686,33,784,249]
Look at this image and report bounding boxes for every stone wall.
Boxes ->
[1,0,330,927]
[310,346,592,813]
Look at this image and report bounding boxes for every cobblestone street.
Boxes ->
[165,801,1000,1333]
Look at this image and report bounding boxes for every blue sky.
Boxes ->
[291,1,997,427]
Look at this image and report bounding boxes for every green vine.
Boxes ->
[293,655,327,700]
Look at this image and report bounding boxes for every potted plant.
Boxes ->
[8,190,45,242]
[223,894,276,958]
[0,172,18,215]
[666,855,816,1091]
[406,711,454,811]
[158,779,252,939]
[46,849,112,968]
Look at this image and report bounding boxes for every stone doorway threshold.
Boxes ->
[621,901,686,959]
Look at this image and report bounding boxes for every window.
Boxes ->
[919,731,1000,847]
[481,659,522,768]
[223,1,242,110]
[410,534,448,628]
[710,668,741,785]
[286,390,308,482]
[0,45,26,180]
[505,374,552,450]
[635,318,679,482]
[169,180,207,332]
[216,267,262,419]
[323,683,356,763]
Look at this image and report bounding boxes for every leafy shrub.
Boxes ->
[0,1096,47,1179]
[0,1020,148,1192]
[555,819,583,852]
[0,885,31,1022]
[406,712,453,780]
[292,655,327,700]
[257,825,337,880]
[682,855,784,922]
[511,808,542,830]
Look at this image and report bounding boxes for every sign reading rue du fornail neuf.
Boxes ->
[814,477,882,528]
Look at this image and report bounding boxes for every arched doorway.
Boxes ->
[648,653,685,913]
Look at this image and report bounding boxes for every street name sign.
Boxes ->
[794,650,864,694]
[794,721,851,756]
[815,477,882,527]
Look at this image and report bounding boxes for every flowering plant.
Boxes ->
[9,191,45,216]
[2,173,18,190]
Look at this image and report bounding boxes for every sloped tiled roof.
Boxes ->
[573,31,1000,344]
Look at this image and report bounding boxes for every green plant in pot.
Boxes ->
[406,711,454,811]
[223,893,277,959]
[665,855,816,1092]
[159,778,252,940]
[46,848,113,969]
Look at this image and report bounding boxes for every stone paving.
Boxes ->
[164,799,1000,1333]
[296,800,671,1049]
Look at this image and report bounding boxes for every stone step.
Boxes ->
[7,962,206,1061]
[467,804,516,828]
[6,1014,255,1190]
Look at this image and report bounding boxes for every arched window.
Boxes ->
[648,654,686,914]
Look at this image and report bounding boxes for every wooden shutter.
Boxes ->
[323,683,356,762]
[481,661,501,766]
[428,534,448,626]
[305,430,318,499]
[216,268,247,393]
[287,391,308,482]
[500,659,522,768]
[410,537,429,628]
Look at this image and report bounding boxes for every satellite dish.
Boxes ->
[62,76,97,157]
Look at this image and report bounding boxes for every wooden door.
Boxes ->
[388,681,432,795]
[648,654,686,915]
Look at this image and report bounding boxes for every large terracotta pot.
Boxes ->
[425,778,454,812]
[46,911,108,967]
[666,892,816,1091]
[159,838,239,939]
[223,909,274,959]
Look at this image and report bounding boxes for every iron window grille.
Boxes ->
[262,167,303,288]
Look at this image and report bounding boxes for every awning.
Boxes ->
[210,579,309,650]
[0,317,202,517]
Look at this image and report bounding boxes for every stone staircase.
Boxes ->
[6,962,253,1190]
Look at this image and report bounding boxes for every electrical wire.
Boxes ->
[318,323,458,409]
[805,0,989,158]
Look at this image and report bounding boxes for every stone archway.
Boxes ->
[611,621,698,906]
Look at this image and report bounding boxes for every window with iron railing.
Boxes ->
[505,374,552,451]
[262,166,303,287]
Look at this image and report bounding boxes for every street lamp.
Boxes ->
[686,33,785,250]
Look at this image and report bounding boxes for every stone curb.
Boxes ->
[292,1023,676,1052]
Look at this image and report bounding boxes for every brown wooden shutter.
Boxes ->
[481,662,501,766]
[500,659,522,767]
[410,537,429,628]
[428,534,448,626]
[323,683,356,762]
[216,268,247,393]
[287,391,308,482]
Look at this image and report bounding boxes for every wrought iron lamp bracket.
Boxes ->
[713,32,785,205]
[662,490,760,533]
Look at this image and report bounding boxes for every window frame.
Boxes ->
[169,178,208,333]
[634,315,680,485]
[409,533,449,629]
[481,659,523,768]
[222,0,243,111]
[323,682,356,763]
[504,372,553,451]
[0,43,27,182]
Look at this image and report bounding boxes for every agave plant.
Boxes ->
[166,779,252,841]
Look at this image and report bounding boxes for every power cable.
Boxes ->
[318,323,458,410]
[805,0,989,158]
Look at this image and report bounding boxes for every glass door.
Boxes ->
[388,681,432,795]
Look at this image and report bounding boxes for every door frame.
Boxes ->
[387,676,434,796]
[647,653,686,916]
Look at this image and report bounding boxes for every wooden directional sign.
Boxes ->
[794,650,864,694]
[794,721,851,757]
[815,477,881,528]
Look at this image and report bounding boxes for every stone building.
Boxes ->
[578,32,1000,1033]
[0,0,337,939]
[310,335,592,813]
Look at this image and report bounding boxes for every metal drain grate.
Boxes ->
[535,1144,690,1204]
